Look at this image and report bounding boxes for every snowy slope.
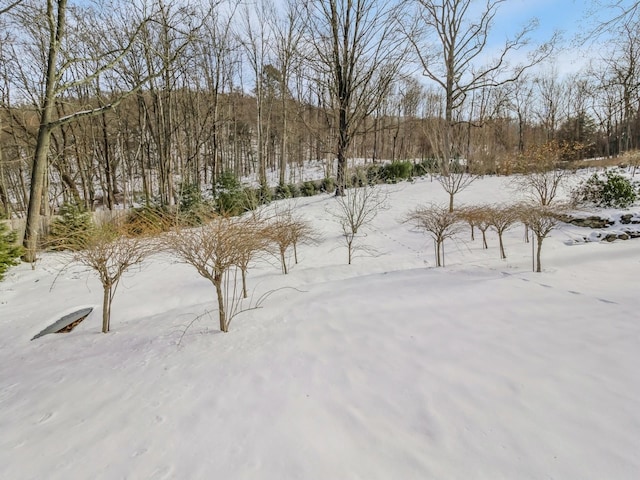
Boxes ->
[1,175,639,480]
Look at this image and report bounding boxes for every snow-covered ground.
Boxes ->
[1,174,639,479]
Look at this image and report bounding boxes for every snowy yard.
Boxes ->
[1,174,639,479]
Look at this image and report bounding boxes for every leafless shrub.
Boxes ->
[518,204,564,272]
[163,216,243,332]
[486,204,520,259]
[514,169,568,206]
[436,169,476,212]
[233,215,270,298]
[263,206,316,274]
[71,221,156,333]
[331,184,388,264]
[406,203,463,267]
[620,149,640,176]
[512,142,575,206]
[457,205,491,248]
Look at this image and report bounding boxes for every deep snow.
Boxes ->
[1,174,639,479]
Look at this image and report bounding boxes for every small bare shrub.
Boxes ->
[486,204,519,259]
[332,184,388,264]
[233,215,270,298]
[263,207,315,274]
[406,204,463,267]
[458,205,490,248]
[512,142,576,206]
[518,204,563,273]
[72,221,156,333]
[164,216,244,332]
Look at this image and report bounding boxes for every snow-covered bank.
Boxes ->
[1,175,639,479]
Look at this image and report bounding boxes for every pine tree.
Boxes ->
[0,222,23,281]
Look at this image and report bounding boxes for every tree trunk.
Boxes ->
[280,248,288,274]
[499,233,506,259]
[241,267,248,299]
[102,284,111,333]
[23,125,53,262]
[335,89,349,196]
[0,142,10,219]
[22,0,68,262]
[536,235,543,273]
[214,275,227,332]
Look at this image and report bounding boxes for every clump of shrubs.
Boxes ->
[320,177,335,193]
[48,202,94,250]
[380,161,413,183]
[215,172,246,216]
[124,205,176,235]
[301,181,317,197]
[572,170,638,208]
[274,183,302,200]
[178,183,217,226]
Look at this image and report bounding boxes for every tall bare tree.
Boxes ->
[18,0,161,262]
[407,0,555,207]
[269,0,304,186]
[303,0,408,195]
[239,0,273,193]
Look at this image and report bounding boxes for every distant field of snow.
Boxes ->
[1,174,639,479]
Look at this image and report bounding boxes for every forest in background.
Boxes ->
[1,0,639,235]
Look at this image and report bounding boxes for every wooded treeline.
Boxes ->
[1,0,639,221]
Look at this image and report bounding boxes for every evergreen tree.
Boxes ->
[0,223,23,281]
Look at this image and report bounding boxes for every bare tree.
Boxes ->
[486,204,519,259]
[332,182,387,264]
[407,0,554,207]
[263,206,314,274]
[72,222,155,333]
[164,216,243,332]
[458,205,490,247]
[0,0,21,16]
[406,203,462,267]
[518,204,561,273]
[505,75,535,154]
[513,141,573,206]
[238,0,273,193]
[268,0,304,187]
[18,0,175,262]
[233,215,270,299]
[303,0,408,195]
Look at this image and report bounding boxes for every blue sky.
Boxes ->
[483,0,636,75]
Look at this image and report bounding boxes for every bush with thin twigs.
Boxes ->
[518,204,563,273]
[486,204,519,259]
[331,183,388,264]
[406,203,463,267]
[620,150,640,176]
[263,207,315,274]
[512,141,576,206]
[123,205,176,236]
[457,205,491,248]
[71,221,156,333]
[514,169,568,206]
[232,215,271,299]
[163,216,245,332]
